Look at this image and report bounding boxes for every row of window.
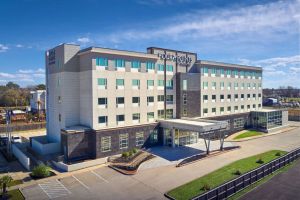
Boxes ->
[96,57,174,71]
[202,94,262,101]
[98,109,174,125]
[201,67,262,79]
[98,78,173,89]
[203,104,262,114]
[98,95,174,106]
[101,131,158,152]
[202,82,262,90]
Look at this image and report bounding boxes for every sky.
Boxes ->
[0,0,299,88]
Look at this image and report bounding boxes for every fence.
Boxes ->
[190,147,300,200]
[0,122,46,133]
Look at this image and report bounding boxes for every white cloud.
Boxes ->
[98,0,299,43]
[137,0,200,5]
[0,68,45,86]
[77,37,91,44]
[16,44,23,48]
[0,44,9,52]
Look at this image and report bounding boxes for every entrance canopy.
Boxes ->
[158,118,228,135]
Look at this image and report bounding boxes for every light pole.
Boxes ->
[5,110,12,157]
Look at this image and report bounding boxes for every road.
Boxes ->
[241,159,300,200]
[21,123,300,200]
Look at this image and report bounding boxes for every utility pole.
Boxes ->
[5,110,12,157]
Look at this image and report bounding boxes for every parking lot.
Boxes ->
[21,166,164,200]
[21,122,300,200]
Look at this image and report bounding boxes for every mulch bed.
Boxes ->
[177,146,240,167]
[29,171,56,180]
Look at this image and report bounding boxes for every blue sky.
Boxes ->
[0,0,299,88]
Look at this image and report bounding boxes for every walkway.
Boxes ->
[241,159,300,200]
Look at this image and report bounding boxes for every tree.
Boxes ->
[35,84,46,90]
[6,82,20,89]
[0,175,13,197]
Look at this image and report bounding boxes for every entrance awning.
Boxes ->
[158,118,228,134]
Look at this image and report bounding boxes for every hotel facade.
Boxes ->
[43,44,287,162]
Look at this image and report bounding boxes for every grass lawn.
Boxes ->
[1,189,25,200]
[234,130,264,140]
[167,150,286,200]
[228,159,299,200]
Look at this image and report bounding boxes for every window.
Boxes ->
[147,96,154,104]
[58,96,61,103]
[212,95,216,101]
[132,113,140,121]
[247,105,251,109]
[183,93,187,105]
[202,67,208,74]
[241,105,245,110]
[253,104,256,108]
[166,80,173,89]
[132,97,140,104]
[136,132,144,146]
[220,82,225,88]
[131,60,141,69]
[253,94,256,99]
[166,65,173,72]
[234,118,245,129]
[119,133,128,149]
[147,80,154,87]
[227,82,231,88]
[258,93,262,98]
[234,82,238,89]
[203,108,208,114]
[212,108,216,113]
[116,115,125,122]
[98,78,107,86]
[247,94,251,98]
[96,57,108,66]
[220,107,224,112]
[101,136,111,152]
[116,97,124,106]
[211,68,217,75]
[203,82,208,89]
[227,106,231,112]
[182,80,187,90]
[158,95,164,102]
[220,95,224,100]
[132,79,140,87]
[146,62,155,70]
[241,94,245,98]
[59,114,61,122]
[241,83,245,88]
[233,70,238,76]
[98,98,107,106]
[149,130,158,144]
[234,106,238,111]
[258,104,262,108]
[116,79,124,86]
[203,95,208,101]
[166,95,173,104]
[98,116,107,124]
[183,108,187,116]
[247,83,251,88]
[253,83,256,89]
[115,59,125,68]
[220,68,225,75]
[240,71,245,77]
[227,94,231,100]
[227,69,231,76]
[158,80,164,87]
[212,82,217,89]
[235,94,238,99]
[158,110,164,119]
[157,64,164,71]
[147,112,154,121]
[166,109,173,119]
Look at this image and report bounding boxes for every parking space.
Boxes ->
[23,167,164,200]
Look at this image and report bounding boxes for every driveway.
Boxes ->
[21,123,300,200]
[241,159,300,200]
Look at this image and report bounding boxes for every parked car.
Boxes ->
[11,136,21,143]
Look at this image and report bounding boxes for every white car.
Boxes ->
[11,136,22,143]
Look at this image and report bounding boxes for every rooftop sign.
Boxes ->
[157,53,192,65]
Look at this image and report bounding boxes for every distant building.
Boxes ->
[30,90,46,113]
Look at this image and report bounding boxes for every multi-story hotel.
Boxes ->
[39,43,287,162]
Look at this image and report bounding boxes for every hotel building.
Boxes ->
[40,44,287,162]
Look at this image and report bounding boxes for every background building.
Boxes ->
[30,90,46,113]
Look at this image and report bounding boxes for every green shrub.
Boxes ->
[234,170,242,176]
[31,164,51,178]
[122,152,130,158]
[132,148,138,154]
[256,158,264,164]
[201,183,210,191]
[275,152,281,157]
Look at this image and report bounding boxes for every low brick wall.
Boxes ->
[0,122,46,133]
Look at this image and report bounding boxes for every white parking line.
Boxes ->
[39,179,70,199]
[72,175,90,190]
[56,179,71,194]
[91,170,109,183]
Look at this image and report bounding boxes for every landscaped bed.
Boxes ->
[4,189,24,200]
[167,150,286,200]
[234,130,264,140]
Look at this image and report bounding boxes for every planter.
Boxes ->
[29,171,56,180]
